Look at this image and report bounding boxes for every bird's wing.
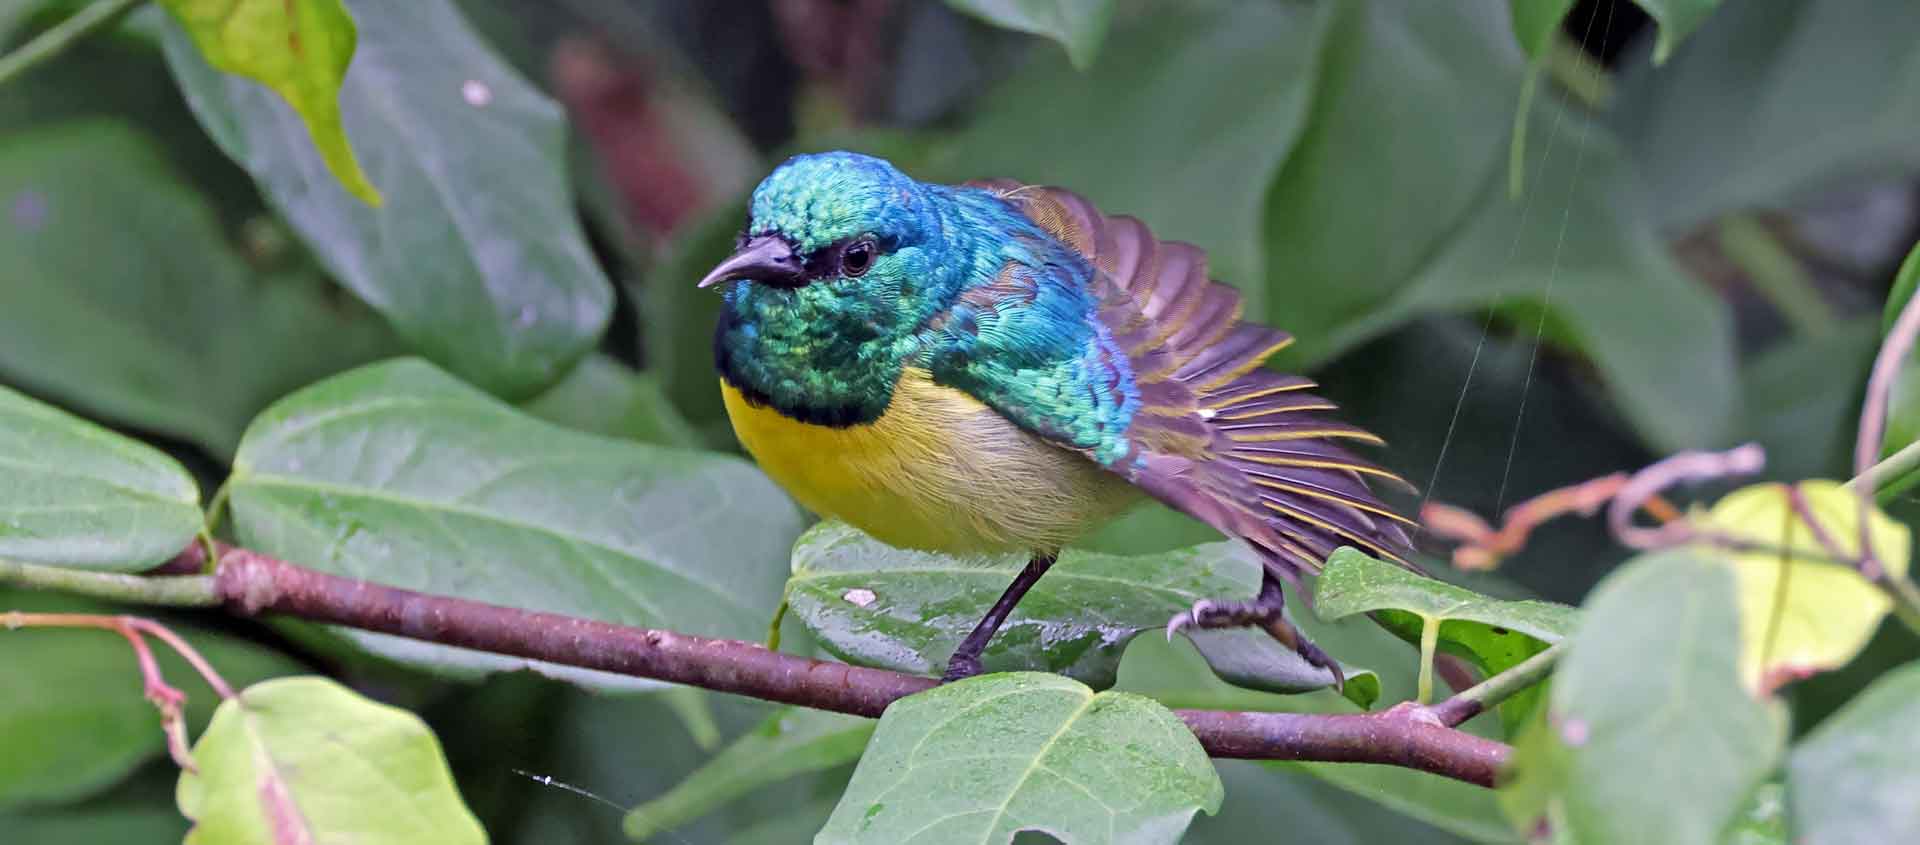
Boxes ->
[940,180,1416,579]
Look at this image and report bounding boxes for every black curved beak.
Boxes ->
[697,235,804,288]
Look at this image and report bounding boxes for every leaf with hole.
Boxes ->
[226,358,803,690]
[818,672,1221,844]
[786,521,1340,694]
[944,0,1114,69]
[1692,481,1910,692]
[1786,660,1920,844]
[1314,548,1575,731]
[158,0,379,204]
[0,382,200,572]
[176,676,484,844]
[161,0,613,398]
[1497,552,1785,845]
[623,707,872,841]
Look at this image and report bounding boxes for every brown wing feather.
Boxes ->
[969,179,1417,580]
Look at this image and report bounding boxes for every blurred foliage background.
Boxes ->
[3,0,1920,841]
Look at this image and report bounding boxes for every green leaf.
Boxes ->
[0,384,200,571]
[1786,660,1920,844]
[176,676,484,844]
[1315,548,1577,731]
[0,121,398,457]
[1613,0,1920,231]
[1693,481,1911,691]
[787,521,1339,692]
[226,358,804,689]
[1509,0,1575,59]
[156,0,379,205]
[818,672,1221,844]
[623,707,872,841]
[936,0,1336,304]
[1188,760,1480,844]
[0,588,302,809]
[520,354,702,448]
[944,0,1114,69]
[1725,781,1788,845]
[1267,0,1736,451]
[160,0,614,398]
[1632,0,1724,64]
[1878,241,1920,491]
[1739,319,1879,483]
[1497,552,1785,844]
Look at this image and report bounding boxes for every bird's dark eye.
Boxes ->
[840,238,876,277]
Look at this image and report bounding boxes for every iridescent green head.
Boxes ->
[704,152,989,426]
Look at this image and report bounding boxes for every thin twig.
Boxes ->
[0,558,219,606]
[0,0,148,87]
[1426,643,1566,729]
[1845,438,1920,502]
[1857,279,1920,478]
[1607,443,1766,550]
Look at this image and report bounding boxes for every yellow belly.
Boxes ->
[721,368,1138,554]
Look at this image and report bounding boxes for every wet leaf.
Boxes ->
[786,521,1338,692]
[161,0,613,398]
[227,359,803,690]
[944,0,1114,69]
[158,0,379,204]
[818,672,1221,844]
[1786,660,1920,844]
[1694,481,1910,692]
[176,676,484,844]
[623,707,871,841]
[0,383,200,571]
[1497,552,1785,844]
[1315,548,1577,731]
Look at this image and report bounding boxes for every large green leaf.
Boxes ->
[944,0,1114,69]
[934,0,1335,305]
[623,707,872,841]
[1508,0,1575,59]
[160,0,613,398]
[818,672,1221,844]
[1738,319,1879,483]
[520,354,701,448]
[226,358,803,689]
[1786,660,1920,844]
[157,0,378,204]
[1694,481,1911,692]
[1315,548,1576,732]
[1498,552,1786,844]
[0,589,302,810]
[786,521,1337,692]
[0,121,397,457]
[0,384,200,571]
[176,676,484,844]
[1613,0,1920,232]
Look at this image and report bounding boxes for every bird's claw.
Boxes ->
[1162,594,1345,691]
[1164,599,1217,641]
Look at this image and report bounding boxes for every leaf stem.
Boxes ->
[0,558,219,607]
[1428,642,1566,728]
[1416,615,1441,705]
[1846,438,1920,502]
[0,0,149,88]
[1716,214,1835,338]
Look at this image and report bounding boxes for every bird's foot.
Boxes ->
[941,652,983,684]
[1165,594,1344,691]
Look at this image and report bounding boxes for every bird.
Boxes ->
[700,151,1416,684]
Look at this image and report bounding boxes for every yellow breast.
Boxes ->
[721,367,1137,554]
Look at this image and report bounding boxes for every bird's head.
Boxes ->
[698,151,941,294]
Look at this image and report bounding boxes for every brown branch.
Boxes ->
[153,546,1512,787]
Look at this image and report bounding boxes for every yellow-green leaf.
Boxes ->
[177,676,484,844]
[159,0,380,205]
[1694,480,1911,693]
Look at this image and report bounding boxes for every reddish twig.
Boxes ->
[2,611,236,771]
[1607,443,1766,550]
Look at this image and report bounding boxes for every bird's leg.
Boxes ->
[1165,576,1345,690]
[943,551,1057,683]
